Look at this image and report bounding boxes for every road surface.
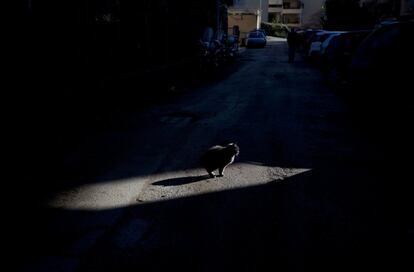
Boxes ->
[18,37,409,272]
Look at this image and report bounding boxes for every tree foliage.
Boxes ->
[322,0,404,30]
[322,0,372,30]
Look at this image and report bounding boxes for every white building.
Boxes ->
[231,0,328,28]
[232,0,270,23]
[268,0,283,23]
[267,1,304,27]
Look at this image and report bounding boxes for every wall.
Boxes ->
[228,12,258,36]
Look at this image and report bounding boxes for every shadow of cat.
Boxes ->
[152,175,211,186]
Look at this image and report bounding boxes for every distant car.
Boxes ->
[246,31,267,48]
[250,28,267,38]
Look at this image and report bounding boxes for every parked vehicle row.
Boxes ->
[299,18,414,109]
[308,31,345,60]
[320,30,372,82]
[348,20,414,104]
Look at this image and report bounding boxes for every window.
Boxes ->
[282,14,300,24]
[283,0,301,9]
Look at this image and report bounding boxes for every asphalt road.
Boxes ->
[17,38,411,272]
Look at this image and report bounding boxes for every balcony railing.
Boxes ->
[269,0,283,5]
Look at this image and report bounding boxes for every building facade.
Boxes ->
[233,0,270,22]
[267,1,303,27]
[230,0,307,28]
[228,0,269,35]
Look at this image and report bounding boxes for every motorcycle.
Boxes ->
[198,28,225,71]
[221,34,239,62]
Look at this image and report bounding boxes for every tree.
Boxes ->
[360,0,402,21]
[322,0,373,30]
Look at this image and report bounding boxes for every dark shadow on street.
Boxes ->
[152,175,211,186]
[16,166,410,272]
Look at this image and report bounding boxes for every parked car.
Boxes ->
[320,32,344,56]
[322,30,372,62]
[348,20,414,105]
[320,30,372,82]
[303,29,324,53]
[308,31,342,60]
[246,31,267,48]
[251,28,267,38]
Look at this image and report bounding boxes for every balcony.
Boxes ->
[269,0,283,4]
[283,0,303,9]
[282,8,302,14]
[269,6,283,13]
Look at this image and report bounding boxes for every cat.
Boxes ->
[200,143,240,178]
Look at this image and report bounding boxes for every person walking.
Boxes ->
[287,28,298,63]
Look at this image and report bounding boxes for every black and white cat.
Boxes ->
[200,143,240,178]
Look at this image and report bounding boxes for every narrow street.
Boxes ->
[19,38,409,272]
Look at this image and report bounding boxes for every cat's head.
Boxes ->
[227,143,240,156]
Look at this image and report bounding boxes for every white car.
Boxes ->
[320,32,344,55]
[308,31,343,58]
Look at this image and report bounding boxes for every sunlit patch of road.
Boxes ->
[48,163,310,210]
